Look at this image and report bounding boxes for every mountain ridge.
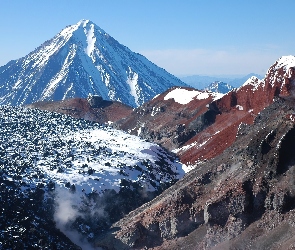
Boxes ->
[204,81,234,94]
[26,97,133,124]
[111,56,295,168]
[95,79,295,250]
[179,73,263,89]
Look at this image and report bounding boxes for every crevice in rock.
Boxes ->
[282,191,295,214]
[261,131,276,155]
[242,179,266,224]
[277,127,295,175]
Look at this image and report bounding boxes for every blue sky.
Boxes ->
[0,0,294,76]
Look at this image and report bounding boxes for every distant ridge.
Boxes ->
[204,81,234,94]
[180,73,263,89]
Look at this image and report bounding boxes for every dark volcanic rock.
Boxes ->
[94,98,295,249]
[0,105,184,249]
[87,94,103,108]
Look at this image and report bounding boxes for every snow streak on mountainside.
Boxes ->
[0,19,186,107]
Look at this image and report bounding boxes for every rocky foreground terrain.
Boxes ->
[0,105,184,249]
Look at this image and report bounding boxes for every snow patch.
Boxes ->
[275,55,295,71]
[151,106,161,116]
[152,94,160,100]
[127,67,140,106]
[236,105,244,111]
[212,92,224,101]
[164,88,211,104]
[240,76,262,91]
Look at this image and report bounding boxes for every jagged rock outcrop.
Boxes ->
[178,56,295,164]
[94,96,295,250]
[87,94,103,108]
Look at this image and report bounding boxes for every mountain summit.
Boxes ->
[0,19,186,107]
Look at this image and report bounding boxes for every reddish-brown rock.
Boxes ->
[115,87,223,151]
[26,97,133,124]
[115,56,295,166]
[173,56,295,164]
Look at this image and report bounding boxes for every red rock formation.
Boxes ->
[26,97,133,124]
[178,56,295,164]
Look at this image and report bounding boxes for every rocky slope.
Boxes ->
[0,105,184,248]
[114,87,223,152]
[178,55,295,164]
[26,96,133,124]
[94,94,295,250]
[0,19,186,107]
[115,56,295,167]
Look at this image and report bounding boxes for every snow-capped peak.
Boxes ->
[0,20,186,107]
[204,81,234,94]
[59,19,106,41]
[274,55,295,71]
[239,76,262,90]
[242,76,261,86]
[77,19,91,26]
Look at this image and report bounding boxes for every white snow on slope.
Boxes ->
[164,88,223,104]
[275,55,295,71]
[84,23,96,62]
[39,126,183,194]
[41,44,77,99]
[127,67,140,106]
[0,106,184,196]
[240,76,262,91]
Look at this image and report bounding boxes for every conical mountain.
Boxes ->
[0,19,186,107]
